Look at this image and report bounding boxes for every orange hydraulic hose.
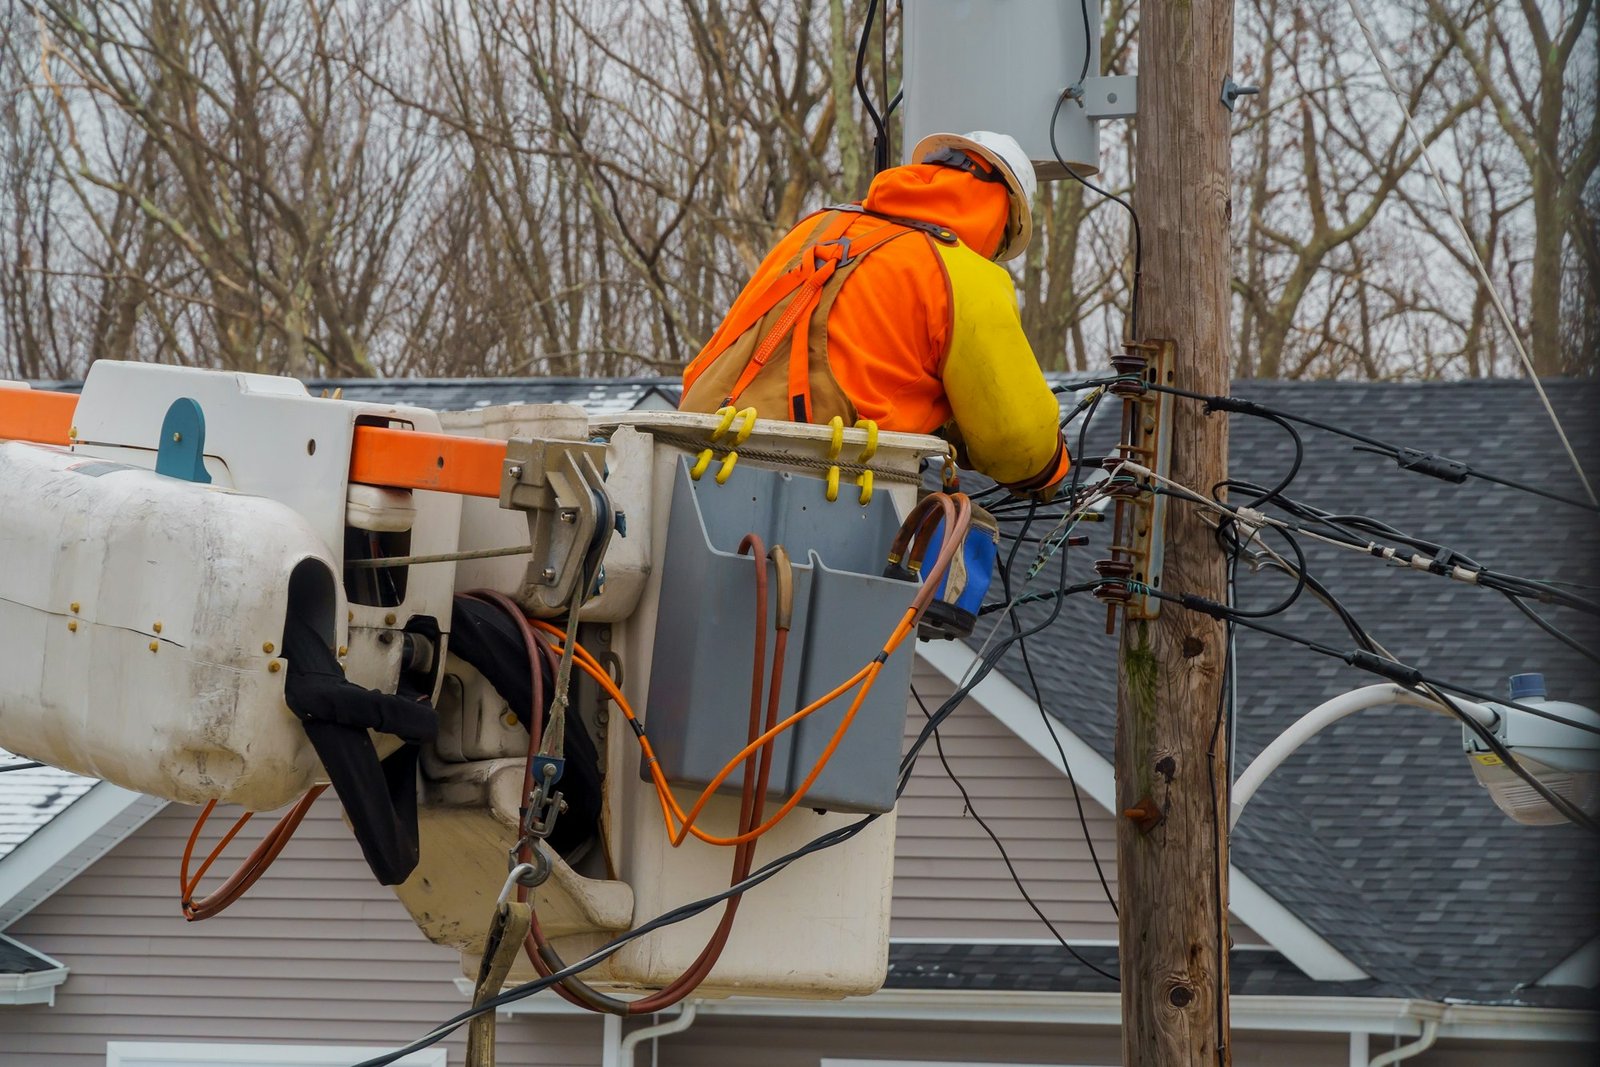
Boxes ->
[179,786,328,921]
[481,540,787,1015]
[468,496,968,1013]
[525,490,972,849]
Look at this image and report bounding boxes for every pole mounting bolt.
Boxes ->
[1220,77,1260,112]
[1122,794,1165,834]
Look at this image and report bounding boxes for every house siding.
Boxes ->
[893,664,1123,943]
[0,797,601,1067]
[894,664,1267,948]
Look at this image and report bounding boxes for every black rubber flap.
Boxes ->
[282,616,434,885]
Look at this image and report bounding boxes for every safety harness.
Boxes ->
[683,206,958,424]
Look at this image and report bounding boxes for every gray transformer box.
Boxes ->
[644,460,919,814]
[902,0,1103,177]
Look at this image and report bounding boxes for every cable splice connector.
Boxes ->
[1391,446,1470,484]
[1201,395,1270,417]
[1177,593,1233,619]
[1344,650,1424,687]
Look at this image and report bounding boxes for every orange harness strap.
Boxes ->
[690,210,918,422]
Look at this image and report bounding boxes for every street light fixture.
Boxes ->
[1231,673,1600,829]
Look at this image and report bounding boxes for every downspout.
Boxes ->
[1369,1019,1440,1067]
[601,1013,623,1067]
[618,1001,700,1067]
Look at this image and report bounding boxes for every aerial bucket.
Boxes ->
[400,406,945,998]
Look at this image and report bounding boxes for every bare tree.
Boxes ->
[22,0,435,375]
[1424,0,1598,375]
[3,0,1587,384]
[1232,0,1486,379]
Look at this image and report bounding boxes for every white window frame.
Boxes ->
[106,1042,447,1067]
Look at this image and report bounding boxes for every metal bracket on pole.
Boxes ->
[499,437,613,616]
[1220,77,1260,112]
[1094,339,1177,631]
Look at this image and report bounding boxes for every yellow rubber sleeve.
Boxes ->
[934,242,1069,488]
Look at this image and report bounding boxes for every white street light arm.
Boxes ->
[1230,684,1499,829]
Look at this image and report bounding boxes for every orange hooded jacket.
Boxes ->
[681,162,1070,491]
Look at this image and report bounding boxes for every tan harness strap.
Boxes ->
[687,209,922,422]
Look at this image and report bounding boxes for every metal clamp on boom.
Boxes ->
[500,438,613,616]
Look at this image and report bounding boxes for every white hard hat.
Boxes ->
[911,130,1037,262]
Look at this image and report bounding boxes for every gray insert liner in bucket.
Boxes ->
[644,458,917,814]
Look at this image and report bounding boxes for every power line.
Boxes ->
[367,518,1111,1065]
[1501,594,1600,668]
[1049,92,1143,338]
[1342,0,1596,507]
[1129,381,1600,515]
[911,687,1119,983]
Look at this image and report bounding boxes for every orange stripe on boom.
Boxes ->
[0,388,78,446]
[349,424,506,499]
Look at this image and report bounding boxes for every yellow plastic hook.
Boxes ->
[856,469,874,506]
[824,416,845,502]
[690,448,714,481]
[715,450,740,484]
[853,419,879,463]
[733,407,759,445]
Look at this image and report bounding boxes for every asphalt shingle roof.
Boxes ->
[0,755,95,863]
[0,934,62,975]
[887,942,1408,998]
[982,378,1600,1004]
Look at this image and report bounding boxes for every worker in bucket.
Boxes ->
[681,131,1071,498]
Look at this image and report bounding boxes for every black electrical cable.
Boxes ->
[971,386,1120,928]
[1206,551,1237,1063]
[901,574,1103,789]
[1074,0,1093,87]
[371,557,1105,1067]
[1134,583,1600,834]
[911,687,1119,983]
[1129,380,1600,515]
[979,580,1100,615]
[1015,638,1120,920]
[855,0,889,176]
[353,814,881,1067]
[0,761,46,773]
[1219,414,1305,509]
[1501,593,1600,668]
[1049,90,1143,338]
[1139,584,1600,742]
[1165,472,1600,619]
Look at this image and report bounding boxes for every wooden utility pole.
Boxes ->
[1114,1,1235,1065]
